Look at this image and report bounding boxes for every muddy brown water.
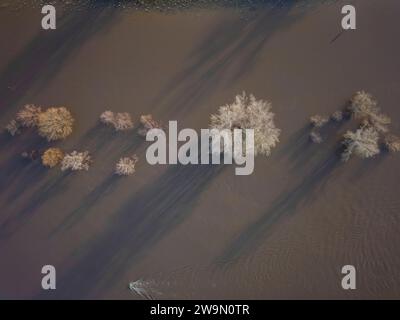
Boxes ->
[0,0,400,299]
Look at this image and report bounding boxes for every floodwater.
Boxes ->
[0,0,400,299]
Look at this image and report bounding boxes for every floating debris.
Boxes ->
[129,280,154,300]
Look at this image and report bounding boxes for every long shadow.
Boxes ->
[1,125,106,205]
[273,125,310,162]
[289,121,347,173]
[50,174,121,235]
[0,132,14,152]
[150,1,325,117]
[73,123,122,152]
[0,129,48,198]
[5,160,49,204]
[0,122,129,238]
[0,171,73,239]
[216,121,345,265]
[217,150,341,265]
[351,149,388,180]
[40,162,226,299]
[0,6,117,117]
[46,130,146,237]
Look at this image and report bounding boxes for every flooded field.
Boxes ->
[0,0,400,299]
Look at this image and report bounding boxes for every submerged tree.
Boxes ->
[21,150,39,161]
[363,112,391,133]
[115,155,139,176]
[99,110,134,131]
[383,134,400,153]
[5,119,21,136]
[349,91,379,118]
[210,92,281,156]
[61,151,92,171]
[100,110,115,126]
[41,148,64,168]
[37,107,74,141]
[16,104,42,128]
[114,112,134,131]
[310,130,323,144]
[310,114,329,128]
[331,110,344,122]
[349,91,391,133]
[341,126,380,162]
[138,114,162,137]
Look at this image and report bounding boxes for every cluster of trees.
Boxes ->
[99,111,162,134]
[309,111,344,144]
[308,91,400,161]
[4,105,149,176]
[100,110,134,131]
[35,146,139,176]
[6,104,74,141]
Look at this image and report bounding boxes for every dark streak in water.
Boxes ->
[38,162,225,299]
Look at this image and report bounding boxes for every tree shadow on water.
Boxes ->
[0,123,146,239]
[0,130,48,198]
[216,121,346,266]
[49,134,147,235]
[50,174,122,236]
[0,7,117,117]
[40,162,226,299]
[0,171,73,239]
[351,150,388,180]
[0,133,14,152]
[1,124,114,206]
[217,150,341,266]
[150,1,316,116]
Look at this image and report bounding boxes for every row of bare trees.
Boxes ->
[4,93,282,175]
[4,91,398,175]
[4,106,161,175]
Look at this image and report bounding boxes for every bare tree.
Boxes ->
[61,151,92,171]
[341,126,380,162]
[210,92,281,156]
[37,107,74,141]
[42,148,64,168]
[310,114,329,128]
[5,119,21,136]
[138,114,162,137]
[16,104,42,128]
[310,130,323,144]
[349,91,391,132]
[331,110,344,122]
[115,155,139,176]
[383,134,400,153]
[99,110,134,131]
